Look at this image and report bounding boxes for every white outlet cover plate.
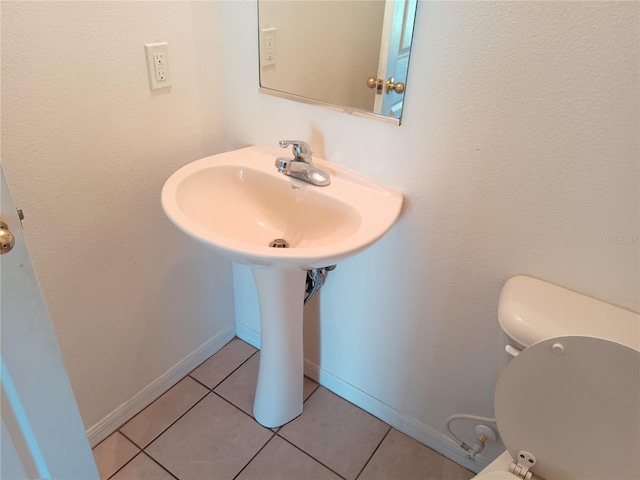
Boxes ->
[260,28,276,67]
[145,42,171,90]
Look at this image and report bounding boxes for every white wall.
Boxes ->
[1,1,235,434]
[259,1,383,110]
[221,0,639,466]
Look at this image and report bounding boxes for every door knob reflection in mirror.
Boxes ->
[367,77,405,95]
[385,77,405,94]
[366,76,383,94]
[0,220,15,254]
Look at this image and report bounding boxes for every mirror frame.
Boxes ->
[257,86,403,126]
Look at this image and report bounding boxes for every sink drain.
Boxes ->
[269,238,289,248]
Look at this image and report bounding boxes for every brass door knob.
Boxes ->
[366,77,383,93]
[385,78,405,94]
[0,220,15,255]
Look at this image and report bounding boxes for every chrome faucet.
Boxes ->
[275,140,331,186]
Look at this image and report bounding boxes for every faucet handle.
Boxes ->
[279,140,312,162]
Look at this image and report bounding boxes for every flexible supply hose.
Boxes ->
[304,269,325,304]
[304,265,336,304]
[446,414,497,459]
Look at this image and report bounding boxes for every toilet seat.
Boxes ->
[494,335,639,480]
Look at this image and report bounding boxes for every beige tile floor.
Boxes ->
[93,338,474,480]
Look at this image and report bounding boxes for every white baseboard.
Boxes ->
[86,325,236,447]
[235,322,261,349]
[302,359,490,474]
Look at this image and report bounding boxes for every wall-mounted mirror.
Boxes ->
[258,0,418,126]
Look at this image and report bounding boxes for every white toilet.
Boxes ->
[473,275,639,480]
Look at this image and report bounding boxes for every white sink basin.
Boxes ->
[161,145,403,428]
[161,146,403,270]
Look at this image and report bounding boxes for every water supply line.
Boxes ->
[266,238,335,304]
[446,414,498,460]
[304,265,336,304]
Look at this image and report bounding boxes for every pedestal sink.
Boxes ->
[161,145,403,427]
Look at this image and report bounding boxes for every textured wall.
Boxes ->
[1,2,234,429]
[222,0,639,462]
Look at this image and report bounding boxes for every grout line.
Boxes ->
[231,431,278,480]
[276,434,348,480]
[105,450,142,480]
[187,374,211,391]
[303,381,320,402]
[212,349,260,391]
[142,451,179,479]
[118,429,142,449]
[211,390,257,420]
[135,391,212,450]
[112,373,198,442]
[354,426,392,480]
[192,348,259,393]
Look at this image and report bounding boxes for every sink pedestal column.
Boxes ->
[251,267,307,428]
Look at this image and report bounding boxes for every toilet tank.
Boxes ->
[498,275,639,351]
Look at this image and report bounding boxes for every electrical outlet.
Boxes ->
[153,53,165,67]
[260,28,276,67]
[145,42,171,90]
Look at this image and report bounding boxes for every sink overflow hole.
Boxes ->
[269,238,289,248]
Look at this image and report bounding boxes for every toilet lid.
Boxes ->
[495,336,639,480]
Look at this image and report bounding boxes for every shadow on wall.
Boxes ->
[149,244,236,362]
[302,281,323,372]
